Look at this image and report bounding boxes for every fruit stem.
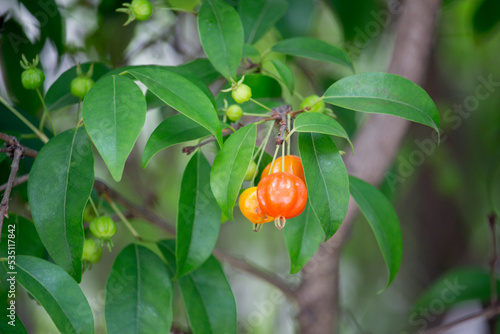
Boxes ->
[88,197,100,217]
[281,136,285,172]
[76,100,82,126]
[243,112,271,117]
[108,198,142,240]
[36,88,56,136]
[249,98,273,112]
[250,122,274,186]
[0,96,49,143]
[287,113,291,156]
[268,145,280,176]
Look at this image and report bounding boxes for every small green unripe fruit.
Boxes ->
[232,84,252,104]
[21,68,45,90]
[244,160,257,181]
[300,95,325,113]
[226,105,243,122]
[131,0,153,21]
[70,76,94,99]
[82,239,102,263]
[90,216,117,239]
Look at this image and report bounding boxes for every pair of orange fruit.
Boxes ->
[239,155,308,231]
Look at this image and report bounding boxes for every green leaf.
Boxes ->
[82,75,146,182]
[158,240,237,334]
[241,74,282,99]
[178,58,220,86]
[105,244,173,334]
[28,127,94,282]
[176,152,221,278]
[242,44,261,59]
[270,59,294,95]
[284,202,325,274]
[142,114,211,168]
[298,133,349,239]
[127,67,223,147]
[323,72,441,137]
[293,112,353,150]
[413,268,499,313]
[349,176,402,290]
[272,37,353,71]
[211,124,257,220]
[198,0,244,79]
[45,63,110,111]
[0,215,45,258]
[13,256,94,334]
[238,0,288,44]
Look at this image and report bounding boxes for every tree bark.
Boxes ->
[296,0,443,332]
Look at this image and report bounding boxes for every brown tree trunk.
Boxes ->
[296,0,443,332]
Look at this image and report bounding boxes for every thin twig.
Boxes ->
[489,212,498,307]
[419,304,500,334]
[0,132,38,159]
[275,105,291,145]
[212,249,296,299]
[181,112,280,155]
[0,145,23,235]
[0,174,29,192]
[94,180,176,235]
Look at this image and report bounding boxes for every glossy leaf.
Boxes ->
[270,59,294,95]
[211,124,257,220]
[293,112,353,150]
[105,244,173,334]
[0,215,45,259]
[198,0,244,79]
[323,72,441,136]
[158,240,237,334]
[45,63,110,111]
[413,268,500,312]
[127,67,223,146]
[272,37,353,71]
[349,176,402,290]
[242,44,261,59]
[284,202,325,274]
[28,127,94,282]
[238,0,288,44]
[142,115,211,168]
[241,74,282,99]
[178,58,220,86]
[176,152,221,278]
[298,133,349,239]
[14,256,94,334]
[82,75,146,182]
